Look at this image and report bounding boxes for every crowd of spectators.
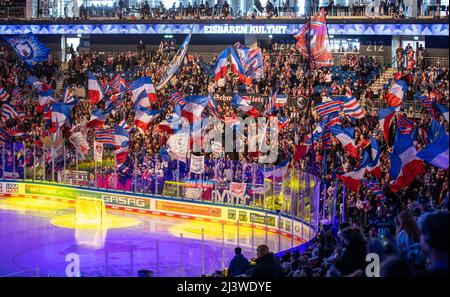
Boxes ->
[0,39,448,277]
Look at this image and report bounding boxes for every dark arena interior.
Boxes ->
[0,0,448,289]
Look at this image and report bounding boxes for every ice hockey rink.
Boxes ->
[0,195,302,277]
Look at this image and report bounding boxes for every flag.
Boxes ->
[1,103,19,121]
[330,126,359,158]
[434,103,449,122]
[397,113,414,135]
[362,180,386,200]
[366,135,381,178]
[324,112,342,128]
[315,100,343,118]
[389,127,424,192]
[135,106,161,133]
[337,165,366,192]
[0,128,10,142]
[3,33,50,66]
[235,42,263,83]
[229,47,247,84]
[418,95,436,118]
[26,75,46,91]
[37,89,56,112]
[158,113,182,134]
[213,48,229,81]
[417,119,449,170]
[11,87,25,106]
[207,97,222,120]
[156,32,192,90]
[263,154,291,182]
[341,90,364,119]
[88,72,104,105]
[69,124,90,158]
[86,103,114,128]
[294,8,333,68]
[278,115,289,130]
[93,141,103,163]
[265,90,276,116]
[94,128,115,145]
[62,87,79,110]
[108,74,122,94]
[168,91,186,106]
[167,129,190,162]
[49,102,71,133]
[385,79,407,107]
[231,93,259,118]
[273,93,288,109]
[130,76,158,109]
[181,95,210,124]
[190,154,205,174]
[0,86,10,102]
[377,106,398,143]
[114,124,130,163]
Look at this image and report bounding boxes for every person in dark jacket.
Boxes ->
[248,244,283,277]
[228,247,250,277]
[333,227,367,275]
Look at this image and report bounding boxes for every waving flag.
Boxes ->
[330,126,359,158]
[341,90,364,119]
[324,112,342,128]
[181,95,210,124]
[114,124,130,164]
[158,113,182,134]
[0,86,10,102]
[167,129,190,162]
[69,124,89,158]
[62,87,79,110]
[418,95,436,118]
[231,93,259,118]
[135,106,162,133]
[86,103,114,128]
[207,97,222,120]
[337,164,367,192]
[3,33,50,66]
[94,128,115,145]
[37,89,56,113]
[377,106,398,143]
[417,119,449,169]
[130,76,158,109]
[265,90,276,116]
[156,32,192,90]
[11,87,25,106]
[1,103,19,121]
[235,42,263,83]
[0,128,10,142]
[213,48,230,81]
[108,74,123,94]
[49,102,71,133]
[229,47,247,84]
[397,113,414,135]
[366,135,381,178]
[278,115,289,130]
[263,154,291,182]
[315,100,343,118]
[26,75,47,91]
[385,78,407,107]
[362,180,386,200]
[168,91,186,106]
[389,127,424,192]
[434,103,449,122]
[88,72,104,105]
[294,8,333,68]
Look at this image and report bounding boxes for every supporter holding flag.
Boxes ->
[229,47,248,84]
[389,127,424,192]
[231,93,259,118]
[37,89,56,113]
[385,73,408,107]
[417,119,449,170]
[62,87,79,110]
[213,48,230,81]
[88,72,104,105]
[49,102,71,133]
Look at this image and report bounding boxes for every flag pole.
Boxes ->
[12,142,16,179]
[94,144,98,188]
[33,141,36,180]
[2,143,5,179]
[22,141,26,179]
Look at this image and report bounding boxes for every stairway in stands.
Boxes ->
[368,67,396,94]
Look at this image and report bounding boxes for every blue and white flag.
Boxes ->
[417,119,449,169]
[4,33,50,66]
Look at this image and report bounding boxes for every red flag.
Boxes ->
[294,8,333,68]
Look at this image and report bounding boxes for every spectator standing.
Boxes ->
[228,247,250,277]
[248,245,283,277]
